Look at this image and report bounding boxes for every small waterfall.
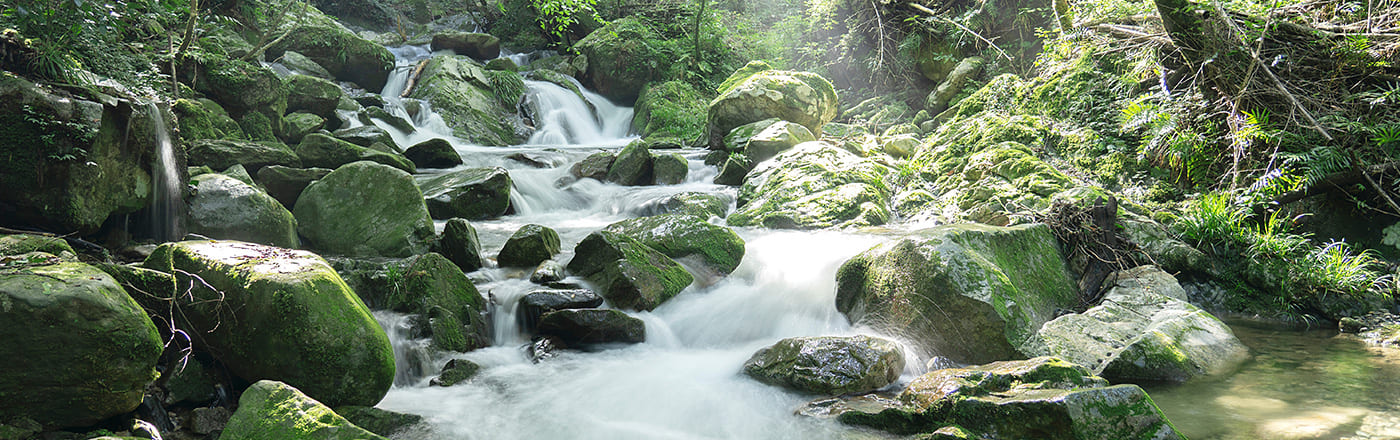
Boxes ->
[375,310,439,386]
[145,102,181,242]
[523,79,635,145]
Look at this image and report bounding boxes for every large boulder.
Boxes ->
[567,230,694,311]
[632,80,707,141]
[187,139,301,173]
[172,98,247,142]
[0,262,162,429]
[295,161,435,257]
[825,357,1183,440]
[1029,266,1250,383]
[295,133,414,173]
[221,380,389,440]
[198,58,288,118]
[537,309,646,345]
[256,165,332,210]
[574,18,672,103]
[262,5,395,91]
[186,173,299,247]
[727,142,892,229]
[307,0,397,29]
[603,214,745,276]
[835,223,1079,364]
[286,74,345,120]
[571,152,616,180]
[0,234,75,258]
[366,253,491,352]
[143,241,395,407]
[435,218,484,273]
[721,118,815,164]
[707,66,838,147]
[419,167,512,220]
[651,152,689,185]
[407,55,521,145]
[498,224,561,268]
[606,141,654,186]
[430,32,502,60]
[744,335,904,396]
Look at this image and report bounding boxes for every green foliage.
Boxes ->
[531,0,600,44]
[21,105,94,163]
[485,69,527,107]
[1300,240,1385,296]
[1176,192,1249,245]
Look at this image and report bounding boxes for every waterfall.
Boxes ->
[145,102,181,242]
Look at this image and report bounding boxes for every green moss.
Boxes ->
[172,98,248,142]
[604,214,746,274]
[409,55,519,145]
[716,60,772,96]
[634,80,708,142]
[222,380,388,440]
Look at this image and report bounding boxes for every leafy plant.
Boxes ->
[1298,240,1384,296]
[1175,191,1249,244]
[530,0,600,44]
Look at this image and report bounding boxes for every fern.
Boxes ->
[1281,146,1351,187]
[486,70,527,108]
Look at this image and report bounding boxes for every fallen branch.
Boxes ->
[1267,161,1400,206]
[401,59,429,98]
[908,3,1015,63]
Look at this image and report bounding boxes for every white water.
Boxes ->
[369,48,903,439]
[146,103,181,242]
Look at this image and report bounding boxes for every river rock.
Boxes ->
[714,153,753,186]
[430,359,482,387]
[0,234,75,258]
[571,152,616,180]
[574,18,671,103]
[408,55,521,145]
[518,288,605,333]
[567,230,694,311]
[707,65,838,147]
[633,80,707,141]
[365,106,414,134]
[0,262,162,429]
[172,98,248,142]
[187,139,301,174]
[1030,265,1250,383]
[404,138,464,169]
[143,241,394,407]
[651,152,688,185]
[186,173,300,247]
[286,74,344,120]
[262,4,394,91]
[222,380,389,440]
[419,167,513,220]
[836,223,1079,364]
[498,224,561,268]
[727,141,892,229]
[295,161,435,257]
[281,112,326,144]
[744,335,904,395]
[828,357,1183,439]
[722,118,816,164]
[537,309,646,345]
[333,125,398,151]
[256,165,331,210]
[334,405,425,437]
[295,133,414,173]
[531,259,566,283]
[603,213,745,276]
[436,218,484,272]
[606,141,654,186]
[431,32,501,60]
[380,253,491,352]
[279,50,334,79]
[199,58,288,118]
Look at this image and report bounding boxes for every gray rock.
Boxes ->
[187,139,301,174]
[571,152,616,180]
[537,309,646,345]
[190,407,231,435]
[517,289,604,333]
[430,359,481,387]
[498,224,561,268]
[744,335,904,395]
[295,161,435,257]
[404,138,464,169]
[419,167,513,220]
[651,152,688,185]
[430,32,502,60]
[436,218,484,273]
[256,165,332,210]
[295,133,414,173]
[186,173,299,248]
[728,142,891,229]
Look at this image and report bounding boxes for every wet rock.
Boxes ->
[333,125,399,151]
[744,335,904,395]
[507,150,567,168]
[407,55,521,146]
[485,57,519,71]
[528,335,566,363]
[606,141,654,186]
[574,18,671,103]
[256,165,332,210]
[364,106,414,133]
[571,152,616,180]
[280,111,326,144]
[0,263,162,429]
[651,152,689,185]
[186,173,299,248]
[198,58,288,118]
[263,9,394,90]
[707,65,838,147]
[537,309,646,345]
[172,98,247,142]
[187,139,301,174]
[517,289,605,333]
[643,192,731,219]
[222,380,389,439]
[728,142,892,229]
[430,359,482,387]
[0,234,75,258]
[431,32,501,60]
[295,161,436,257]
[294,133,414,173]
[1030,265,1250,383]
[286,74,344,120]
[143,241,394,407]
[723,118,816,164]
[436,218,484,273]
[713,153,752,187]
[404,138,464,169]
[633,80,706,141]
[567,230,693,311]
[530,259,567,284]
[334,405,425,437]
[278,50,334,79]
[190,407,231,435]
[338,253,490,352]
[498,224,562,268]
[835,223,1079,364]
[419,167,513,220]
[603,214,745,276]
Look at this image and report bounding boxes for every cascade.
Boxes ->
[145,102,181,242]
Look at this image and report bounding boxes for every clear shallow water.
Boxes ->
[1149,325,1400,440]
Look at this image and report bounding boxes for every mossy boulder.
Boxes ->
[633,80,707,141]
[0,262,162,429]
[603,214,745,276]
[537,309,646,345]
[722,118,816,164]
[651,152,688,185]
[198,58,288,118]
[407,55,521,146]
[707,67,838,147]
[221,380,389,440]
[367,253,490,352]
[332,125,398,151]
[430,32,501,60]
[1030,266,1250,383]
[567,230,694,311]
[498,224,561,268]
[571,151,617,180]
[286,74,345,120]
[646,192,730,219]
[187,139,301,174]
[727,142,892,229]
[186,173,299,248]
[295,133,414,173]
[143,241,395,407]
[574,18,672,103]
[333,406,425,437]
[430,359,481,387]
[435,218,484,273]
[281,112,327,144]
[0,234,75,258]
[744,335,904,395]
[295,161,435,257]
[279,50,334,79]
[256,165,331,210]
[263,10,395,91]
[418,167,513,220]
[606,141,654,186]
[172,98,247,142]
[835,223,1079,364]
[404,138,463,169]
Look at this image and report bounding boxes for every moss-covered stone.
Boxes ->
[186,139,301,174]
[603,214,745,275]
[408,55,521,146]
[647,192,731,219]
[435,218,483,272]
[418,167,512,220]
[221,380,388,440]
[567,230,694,311]
[633,80,708,142]
[261,5,395,91]
[606,141,654,186]
[574,18,673,103]
[172,98,248,142]
[186,173,300,248]
[0,234,75,258]
[256,165,331,210]
[571,151,617,180]
[517,288,604,332]
[498,224,561,268]
[295,161,435,257]
[333,406,424,437]
[835,223,1079,363]
[0,262,162,429]
[537,309,646,345]
[651,152,689,185]
[332,125,398,151]
[723,118,816,165]
[429,359,481,387]
[295,133,414,173]
[727,142,891,229]
[279,50,334,79]
[404,138,464,169]
[744,335,904,395]
[199,58,289,118]
[430,32,501,60]
[286,74,345,120]
[281,111,326,144]
[383,253,490,352]
[707,67,838,147]
[143,241,395,407]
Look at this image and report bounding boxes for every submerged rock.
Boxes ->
[222,380,389,440]
[836,223,1079,364]
[707,66,838,147]
[295,161,435,257]
[430,359,482,387]
[186,173,299,248]
[419,167,513,220]
[567,230,694,311]
[728,142,892,229]
[498,224,562,268]
[743,335,904,395]
[0,263,162,429]
[334,405,425,437]
[603,213,746,276]
[537,309,646,345]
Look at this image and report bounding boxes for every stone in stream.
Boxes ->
[333,253,491,352]
[651,152,689,185]
[295,161,435,257]
[0,234,75,258]
[365,106,415,134]
[743,335,905,396]
[280,111,326,144]
[256,165,332,210]
[186,173,300,248]
[406,55,522,146]
[221,380,389,440]
[333,125,400,152]
[537,309,646,345]
[497,224,562,268]
[641,192,731,219]
[143,241,395,407]
[706,63,838,148]
[603,213,746,276]
[571,152,617,180]
[727,141,892,229]
[286,74,344,120]
[0,262,163,429]
[430,359,482,387]
[187,139,301,174]
[295,133,415,173]
[404,138,464,169]
[567,230,694,311]
[530,259,566,284]
[606,141,654,186]
[419,167,513,220]
[431,32,502,60]
[435,218,485,273]
[1028,265,1250,383]
[517,288,605,333]
[835,223,1079,364]
[722,118,816,164]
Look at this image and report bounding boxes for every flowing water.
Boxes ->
[145,102,181,242]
